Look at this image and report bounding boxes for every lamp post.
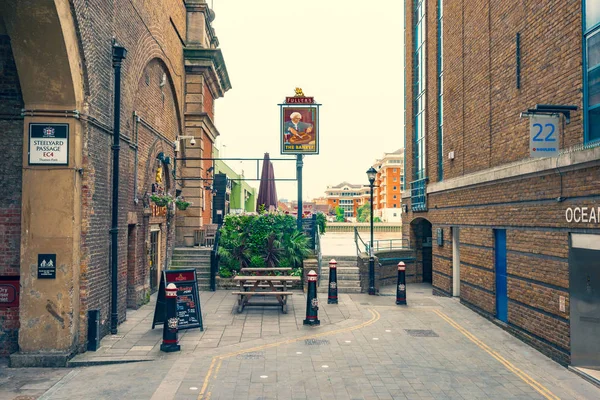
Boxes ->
[366,167,377,295]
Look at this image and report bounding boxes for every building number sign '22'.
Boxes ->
[530,115,559,158]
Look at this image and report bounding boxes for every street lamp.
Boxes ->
[366,166,377,295]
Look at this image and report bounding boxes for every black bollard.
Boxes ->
[327,259,338,304]
[304,270,320,326]
[160,283,181,352]
[396,261,407,305]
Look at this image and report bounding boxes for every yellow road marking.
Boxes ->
[432,309,560,400]
[197,309,380,399]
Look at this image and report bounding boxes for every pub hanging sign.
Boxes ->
[28,123,69,165]
[279,88,321,155]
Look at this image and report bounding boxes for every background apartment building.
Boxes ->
[402,0,600,368]
[325,183,369,220]
[373,149,404,223]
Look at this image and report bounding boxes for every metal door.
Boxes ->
[495,229,508,323]
[569,234,600,368]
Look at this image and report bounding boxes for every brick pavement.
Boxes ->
[5,284,600,400]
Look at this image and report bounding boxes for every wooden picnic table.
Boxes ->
[232,268,300,313]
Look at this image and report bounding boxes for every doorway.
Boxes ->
[452,227,460,297]
[149,227,160,293]
[569,233,600,369]
[495,229,508,323]
[410,218,433,283]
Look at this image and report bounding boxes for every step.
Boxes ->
[169,261,211,268]
[173,248,213,255]
[321,256,358,262]
[171,256,212,261]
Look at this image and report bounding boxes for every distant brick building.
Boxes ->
[0,0,230,364]
[372,149,404,222]
[402,0,600,367]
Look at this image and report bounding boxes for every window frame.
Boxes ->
[584,0,600,144]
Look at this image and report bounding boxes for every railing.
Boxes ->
[315,224,322,286]
[410,177,428,212]
[210,228,221,291]
[371,238,411,251]
[354,227,369,256]
[354,227,410,255]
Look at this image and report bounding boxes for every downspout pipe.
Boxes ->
[111,41,127,335]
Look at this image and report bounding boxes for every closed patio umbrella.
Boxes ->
[256,153,278,212]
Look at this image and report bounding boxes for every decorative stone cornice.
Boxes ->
[184,111,220,143]
[184,48,232,98]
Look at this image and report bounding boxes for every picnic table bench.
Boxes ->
[232,268,300,313]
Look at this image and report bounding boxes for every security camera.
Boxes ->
[190,138,196,146]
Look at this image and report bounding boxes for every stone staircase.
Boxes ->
[317,255,362,293]
[169,247,212,290]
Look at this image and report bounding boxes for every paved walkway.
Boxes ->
[3,284,600,400]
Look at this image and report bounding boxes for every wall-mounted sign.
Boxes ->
[280,88,320,155]
[38,254,57,279]
[530,115,559,158]
[0,277,19,308]
[29,123,69,165]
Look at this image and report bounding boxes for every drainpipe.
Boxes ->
[133,112,140,204]
[111,41,127,335]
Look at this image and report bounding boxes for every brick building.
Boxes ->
[372,149,404,223]
[402,0,600,367]
[325,182,369,220]
[0,0,230,365]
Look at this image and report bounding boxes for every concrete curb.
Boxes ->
[568,366,600,389]
[67,356,156,367]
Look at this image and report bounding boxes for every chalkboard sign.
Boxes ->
[302,215,316,250]
[152,269,203,331]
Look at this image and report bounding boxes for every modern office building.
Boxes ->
[402,0,600,367]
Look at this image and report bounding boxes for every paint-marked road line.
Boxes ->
[197,309,380,399]
[433,309,560,400]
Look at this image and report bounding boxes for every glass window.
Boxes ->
[586,17,600,142]
[587,0,600,29]
[414,0,426,180]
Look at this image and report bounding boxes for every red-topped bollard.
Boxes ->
[396,261,407,305]
[328,259,338,304]
[304,270,320,326]
[160,283,181,352]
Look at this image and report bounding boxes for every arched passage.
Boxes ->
[410,217,433,283]
[0,0,85,359]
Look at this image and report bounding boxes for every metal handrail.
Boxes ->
[354,227,369,256]
[371,238,411,251]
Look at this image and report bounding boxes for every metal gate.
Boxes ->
[569,233,600,368]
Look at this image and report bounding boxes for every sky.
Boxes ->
[211,0,404,201]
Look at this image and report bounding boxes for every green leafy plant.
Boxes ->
[262,233,283,267]
[315,212,327,234]
[357,202,371,222]
[290,267,303,277]
[284,231,311,268]
[150,193,173,207]
[249,255,266,268]
[219,266,233,278]
[218,213,311,270]
[335,206,345,222]
[175,197,192,211]
[374,217,382,223]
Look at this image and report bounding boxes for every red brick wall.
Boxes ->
[0,35,23,356]
[75,0,185,349]
[403,0,594,366]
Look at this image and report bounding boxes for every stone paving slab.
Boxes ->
[4,284,600,400]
